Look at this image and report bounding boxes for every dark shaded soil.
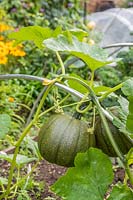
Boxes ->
[0,159,67,200]
[0,159,132,200]
[32,159,67,199]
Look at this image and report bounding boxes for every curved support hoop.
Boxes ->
[103,43,133,49]
[0,74,113,121]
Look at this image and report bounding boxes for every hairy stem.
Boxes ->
[90,70,94,87]
[56,51,65,75]
[100,83,123,101]
[25,86,47,126]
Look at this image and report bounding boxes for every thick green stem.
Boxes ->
[0,84,54,200]
[56,51,65,75]
[99,83,123,101]
[95,100,124,162]
[90,70,94,87]
[33,85,53,121]
[8,167,20,199]
[61,100,89,109]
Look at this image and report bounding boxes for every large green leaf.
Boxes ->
[63,29,88,41]
[118,96,129,116]
[121,78,133,97]
[126,148,133,166]
[44,35,113,71]
[8,26,87,49]
[8,26,62,49]
[108,183,133,200]
[121,78,133,133]
[51,148,113,200]
[0,114,11,139]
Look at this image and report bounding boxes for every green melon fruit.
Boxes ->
[38,114,95,167]
[94,117,133,157]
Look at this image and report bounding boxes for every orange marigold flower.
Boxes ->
[18,50,26,56]
[6,41,26,57]
[0,35,4,41]
[0,56,8,64]
[9,48,26,57]
[8,97,15,103]
[0,41,4,47]
[0,46,9,56]
[5,41,14,48]
[0,23,13,32]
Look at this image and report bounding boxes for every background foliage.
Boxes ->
[0,1,132,199]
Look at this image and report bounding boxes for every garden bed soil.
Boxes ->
[0,158,131,200]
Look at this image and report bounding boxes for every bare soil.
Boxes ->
[1,158,131,200]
